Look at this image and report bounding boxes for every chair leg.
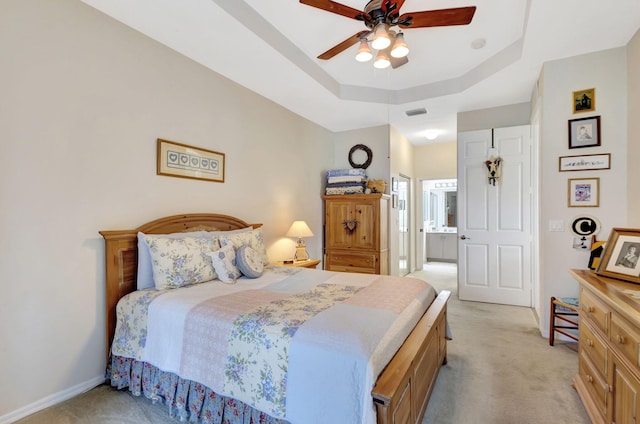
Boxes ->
[549,296,556,346]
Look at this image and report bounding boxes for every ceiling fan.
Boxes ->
[299,0,476,69]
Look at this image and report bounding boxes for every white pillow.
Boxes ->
[136,226,252,290]
[218,227,269,265]
[236,245,265,278]
[145,236,219,290]
[205,244,241,284]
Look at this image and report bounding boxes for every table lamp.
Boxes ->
[286,220,313,261]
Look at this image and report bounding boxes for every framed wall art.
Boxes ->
[568,116,601,149]
[568,177,599,208]
[596,228,640,284]
[573,88,595,113]
[559,153,611,172]
[157,138,225,183]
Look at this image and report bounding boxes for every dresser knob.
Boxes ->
[616,335,626,345]
[587,375,593,383]
[588,306,595,313]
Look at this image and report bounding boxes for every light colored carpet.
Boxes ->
[16,262,589,423]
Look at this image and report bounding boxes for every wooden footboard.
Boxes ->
[372,290,450,424]
[100,213,450,424]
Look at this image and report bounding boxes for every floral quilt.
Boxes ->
[111,267,436,424]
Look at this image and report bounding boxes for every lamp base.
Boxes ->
[294,245,309,261]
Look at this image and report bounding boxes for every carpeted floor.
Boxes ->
[15,262,589,424]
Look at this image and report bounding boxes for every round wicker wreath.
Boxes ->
[348,144,373,169]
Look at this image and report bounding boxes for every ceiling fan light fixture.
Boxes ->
[373,50,390,69]
[355,39,373,62]
[390,32,409,58]
[371,23,391,50]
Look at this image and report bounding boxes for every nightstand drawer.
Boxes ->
[326,251,377,273]
[580,319,608,375]
[581,287,610,334]
[611,313,640,368]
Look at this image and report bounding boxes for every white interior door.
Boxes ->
[398,175,410,276]
[457,126,532,307]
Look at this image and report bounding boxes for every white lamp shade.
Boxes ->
[286,221,314,238]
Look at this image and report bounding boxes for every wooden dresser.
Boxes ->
[323,194,389,275]
[570,269,640,424]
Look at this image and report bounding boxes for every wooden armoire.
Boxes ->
[323,193,390,275]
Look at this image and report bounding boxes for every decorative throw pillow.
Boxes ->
[144,236,219,290]
[137,227,252,290]
[219,227,269,265]
[205,244,241,284]
[236,245,265,278]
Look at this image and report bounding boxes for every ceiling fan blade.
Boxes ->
[318,31,370,60]
[398,6,476,28]
[300,0,368,20]
[390,55,408,69]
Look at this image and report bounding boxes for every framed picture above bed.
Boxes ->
[157,138,225,183]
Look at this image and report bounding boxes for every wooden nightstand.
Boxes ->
[271,259,321,269]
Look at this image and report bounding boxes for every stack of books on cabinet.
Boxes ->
[325,169,366,195]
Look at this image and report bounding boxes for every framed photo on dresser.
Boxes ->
[596,228,640,284]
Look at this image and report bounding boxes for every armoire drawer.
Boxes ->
[610,313,640,368]
[580,319,608,375]
[326,251,377,273]
[581,287,610,334]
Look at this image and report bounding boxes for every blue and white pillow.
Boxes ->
[219,227,269,265]
[236,245,265,278]
[205,244,241,284]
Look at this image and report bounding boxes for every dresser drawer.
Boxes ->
[611,313,640,368]
[326,251,377,274]
[580,287,610,334]
[578,350,609,420]
[580,319,608,376]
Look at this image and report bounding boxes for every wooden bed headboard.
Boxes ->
[99,213,260,361]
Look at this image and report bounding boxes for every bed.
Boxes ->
[100,213,450,424]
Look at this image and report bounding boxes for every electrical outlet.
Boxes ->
[549,220,565,232]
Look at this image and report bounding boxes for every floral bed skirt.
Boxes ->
[108,355,288,424]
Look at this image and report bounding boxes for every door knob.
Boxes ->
[460,235,471,240]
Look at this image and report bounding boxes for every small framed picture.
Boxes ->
[568,177,599,208]
[596,228,640,284]
[568,116,601,149]
[559,153,611,172]
[573,88,595,113]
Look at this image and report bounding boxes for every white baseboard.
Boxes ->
[0,375,105,424]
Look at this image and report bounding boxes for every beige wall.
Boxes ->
[538,47,628,336]
[628,29,640,226]
[458,103,531,132]
[0,0,334,420]
[413,142,457,180]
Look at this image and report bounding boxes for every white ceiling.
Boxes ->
[81,0,640,145]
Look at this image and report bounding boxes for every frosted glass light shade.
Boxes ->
[390,33,409,58]
[373,50,390,69]
[355,39,373,62]
[371,23,391,50]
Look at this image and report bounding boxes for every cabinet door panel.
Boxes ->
[353,201,377,250]
[326,201,352,249]
[613,357,640,424]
